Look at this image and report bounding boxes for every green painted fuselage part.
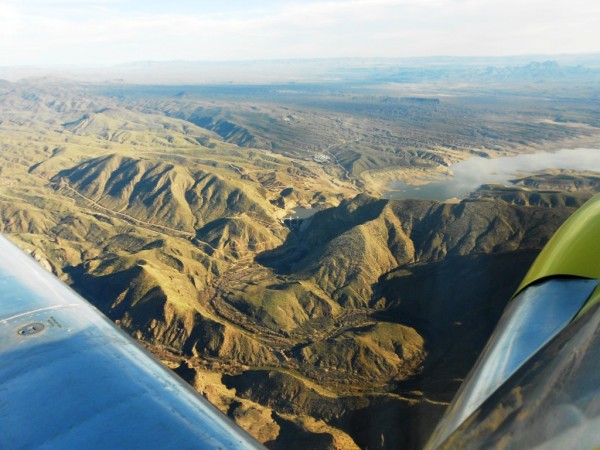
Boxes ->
[516,194,600,295]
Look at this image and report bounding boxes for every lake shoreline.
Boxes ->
[382,147,600,201]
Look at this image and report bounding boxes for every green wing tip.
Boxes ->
[516,194,600,296]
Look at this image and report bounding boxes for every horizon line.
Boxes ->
[2,51,600,70]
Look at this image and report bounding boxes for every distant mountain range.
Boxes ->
[2,54,600,84]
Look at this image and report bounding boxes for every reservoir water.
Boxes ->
[283,206,324,220]
[384,148,600,201]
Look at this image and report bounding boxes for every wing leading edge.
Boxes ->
[0,235,263,449]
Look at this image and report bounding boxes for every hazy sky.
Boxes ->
[1,0,600,66]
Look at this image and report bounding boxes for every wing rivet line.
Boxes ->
[17,322,45,336]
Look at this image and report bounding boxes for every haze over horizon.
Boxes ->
[2,0,600,67]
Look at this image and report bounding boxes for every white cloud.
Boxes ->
[0,3,21,38]
[0,0,599,65]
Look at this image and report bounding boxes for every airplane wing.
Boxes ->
[0,235,263,449]
[426,194,600,449]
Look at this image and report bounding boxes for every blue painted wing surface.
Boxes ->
[0,235,263,449]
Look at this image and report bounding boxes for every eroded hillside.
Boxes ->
[1,79,599,449]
